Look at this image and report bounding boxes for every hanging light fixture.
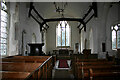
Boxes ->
[53,2,67,17]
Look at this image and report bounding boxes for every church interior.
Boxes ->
[0,1,120,80]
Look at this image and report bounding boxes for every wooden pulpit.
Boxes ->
[28,43,44,56]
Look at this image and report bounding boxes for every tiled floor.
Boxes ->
[52,60,74,80]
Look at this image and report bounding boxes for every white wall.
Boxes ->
[7,2,120,58]
[8,2,42,56]
[19,2,42,55]
[8,2,19,56]
[106,3,120,57]
[80,2,120,58]
[46,21,79,54]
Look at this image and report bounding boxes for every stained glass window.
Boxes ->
[56,21,70,48]
[0,1,8,55]
[112,24,120,49]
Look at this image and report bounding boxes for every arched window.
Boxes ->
[112,24,120,49]
[0,1,8,55]
[32,33,36,43]
[56,21,70,48]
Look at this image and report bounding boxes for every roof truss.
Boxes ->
[28,2,97,33]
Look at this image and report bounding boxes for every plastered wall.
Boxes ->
[7,2,120,59]
[46,22,79,54]
[8,2,42,56]
[80,3,120,58]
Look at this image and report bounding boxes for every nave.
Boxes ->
[0,1,120,80]
[1,54,120,80]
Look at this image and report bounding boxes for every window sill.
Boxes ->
[112,48,120,51]
[57,46,70,48]
[1,55,9,58]
[112,49,117,51]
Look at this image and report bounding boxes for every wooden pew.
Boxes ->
[89,66,120,80]
[1,56,53,80]
[5,56,50,59]
[76,59,108,62]
[46,56,53,78]
[12,55,55,78]
[74,60,114,78]
[13,56,50,59]
[0,71,30,80]
[78,65,120,79]
[75,61,114,66]
[52,55,56,67]
[73,54,119,80]
[12,55,54,79]
[39,56,53,79]
[1,62,42,79]
[2,58,47,63]
[75,61,115,79]
[2,62,42,72]
[72,59,108,77]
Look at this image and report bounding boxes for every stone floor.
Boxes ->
[52,60,75,80]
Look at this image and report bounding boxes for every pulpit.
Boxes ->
[28,43,44,56]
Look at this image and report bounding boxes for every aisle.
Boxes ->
[52,60,74,80]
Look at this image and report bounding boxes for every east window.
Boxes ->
[56,21,71,48]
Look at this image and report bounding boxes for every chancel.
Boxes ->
[0,1,120,80]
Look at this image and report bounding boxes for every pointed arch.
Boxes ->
[32,33,36,43]
[111,23,120,49]
[56,21,71,48]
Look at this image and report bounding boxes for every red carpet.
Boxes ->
[58,59,69,68]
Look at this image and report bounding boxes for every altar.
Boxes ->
[53,49,73,60]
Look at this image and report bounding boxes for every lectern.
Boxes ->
[28,43,44,56]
